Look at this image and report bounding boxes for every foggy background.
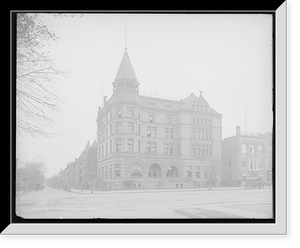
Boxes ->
[16,13,273,177]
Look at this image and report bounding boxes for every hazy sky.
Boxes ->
[16,13,273,177]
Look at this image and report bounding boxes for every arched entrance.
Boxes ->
[148,164,162,178]
[167,165,179,177]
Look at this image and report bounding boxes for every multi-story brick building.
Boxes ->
[96,49,223,189]
[63,140,97,190]
[221,126,273,186]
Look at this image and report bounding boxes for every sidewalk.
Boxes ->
[67,186,271,195]
[175,201,273,219]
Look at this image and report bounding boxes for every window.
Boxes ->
[152,127,157,138]
[128,122,134,134]
[149,115,154,122]
[169,144,173,154]
[195,105,199,111]
[192,129,196,138]
[105,127,108,139]
[105,142,108,156]
[196,166,200,178]
[115,163,121,177]
[196,118,199,124]
[116,139,122,152]
[116,122,122,133]
[128,139,134,153]
[110,124,113,136]
[152,143,157,154]
[200,129,204,139]
[192,145,196,155]
[228,158,232,168]
[147,127,151,137]
[166,117,171,124]
[131,169,142,177]
[196,129,200,139]
[138,112,141,119]
[164,144,168,154]
[250,144,255,154]
[164,128,168,138]
[117,109,122,117]
[169,129,173,139]
[128,110,133,118]
[242,144,247,153]
[138,140,141,153]
[110,140,112,154]
[258,144,263,153]
[192,118,195,123]
[147,143,151,153]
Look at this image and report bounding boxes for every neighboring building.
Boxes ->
[221,126,273,186]
[96,49,222,189]
[63,140,97,190]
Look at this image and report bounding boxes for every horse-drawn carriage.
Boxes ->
[243,177,265,189]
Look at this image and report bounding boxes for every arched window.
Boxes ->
[131,169,142,177]
[242,143,247,154]
[258,144,263,153]
[117,109,122,117]
[128,110,133,118]
[149,115,154,122]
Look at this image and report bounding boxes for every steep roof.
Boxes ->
[181,92,209,110]
[114,50,138,83]
[84,140,91,153]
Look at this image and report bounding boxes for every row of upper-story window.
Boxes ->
[98,108,174,129]
[191,144,212,157]
[191,105,209,112]
[97,122,175,143]
[241,143,264,155]
[191,129,211,140]
[97,138,180,158]
[191,117,211,125]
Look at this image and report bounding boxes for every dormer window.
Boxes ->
[128,110,133,118]
[149,115,154,123]
[117,109,122,117]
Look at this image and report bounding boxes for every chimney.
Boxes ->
[236,126,241,136]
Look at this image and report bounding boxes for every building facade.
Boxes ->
[96,49,223,189]
[62,140,97,190]
[221,126,273,186]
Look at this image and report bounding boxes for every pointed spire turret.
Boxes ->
[112,50,139,93]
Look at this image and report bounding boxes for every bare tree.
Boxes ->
[16,13,66,137]
[16,159,46,200]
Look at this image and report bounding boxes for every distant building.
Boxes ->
[221,126,273,186]
[96,49,223,189]
[63,140,97,190]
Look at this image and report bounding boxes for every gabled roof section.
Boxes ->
[91,140,97,149]
[181,92,209,110]
[114,50,138,83]
[84,140,91,151]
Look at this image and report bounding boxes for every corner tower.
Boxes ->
[112,49,140,94]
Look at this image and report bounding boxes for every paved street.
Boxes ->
[16,187,273,219]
